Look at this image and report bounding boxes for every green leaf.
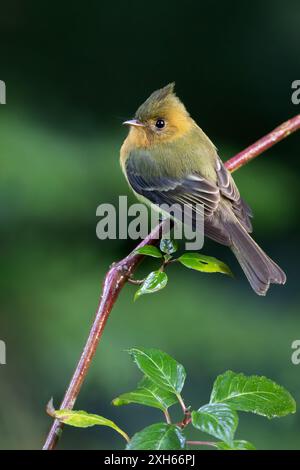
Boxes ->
[112,377,178,412]
[178,253,232,276]
[134,271,168,301]
[160,238,178,255]
[126,423,185,450]
[216,440,256,450]
[210,371,296,418]
[46,400,129,441]
[135,246,163,258]
[128,348,186,394]
[191,403,238,446]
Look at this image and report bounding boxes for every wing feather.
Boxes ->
[125,150,252,245]
[125,153,220,217]
[216,157,253,232]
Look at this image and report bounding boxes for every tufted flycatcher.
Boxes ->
[120,83,286,295]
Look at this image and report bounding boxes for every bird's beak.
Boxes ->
[122,119,145,127]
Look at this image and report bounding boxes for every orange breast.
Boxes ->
[120,127,150,169]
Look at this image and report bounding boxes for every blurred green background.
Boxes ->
[1,0,300,450]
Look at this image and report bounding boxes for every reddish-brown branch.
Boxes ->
[43,114,300,450]
[226,114,300,172]
[42,222,167,450]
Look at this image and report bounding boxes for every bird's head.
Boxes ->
[123,83,193,145]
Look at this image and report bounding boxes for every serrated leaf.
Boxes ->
[216,440,256,450]
[126,423,185,450]
[191,403,238,446]
[178,253,232,276]
[210,371,296,418]
[46,400,129,441]
[112,377,178,411]
[160,238,178,255]
[135,246,163,258]
[134,271,168,301]
[128,348,186,394]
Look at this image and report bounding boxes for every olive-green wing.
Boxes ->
[125,151,252,245]
[125,151,220,217]
[124,150,233,244]
[216,157,253,233]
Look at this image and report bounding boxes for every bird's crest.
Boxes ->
[135,83,187,122]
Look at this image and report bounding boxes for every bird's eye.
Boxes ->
[155,118,165,129]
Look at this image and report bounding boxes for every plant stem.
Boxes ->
[225,114,300,172]
[127,277,145,285]
[42,114,300,450]
[42,221,168,450]
[186,440,217,448]
[177,394,187,413]
[163,409,172,424]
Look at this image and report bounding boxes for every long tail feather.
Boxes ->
[227,220,286,295]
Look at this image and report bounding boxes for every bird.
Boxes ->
[120,83,286,295]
